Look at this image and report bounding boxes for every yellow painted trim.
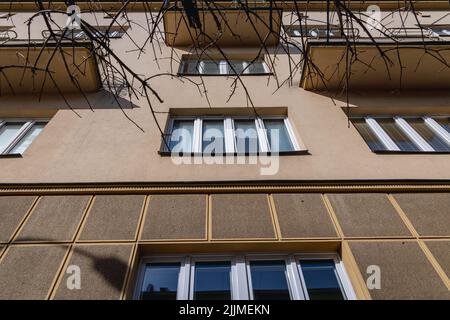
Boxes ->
[206,194,211,241]
[267,194,282,241]
[341,240,371,300]
[321,194,344,238]
[136,195,151,242]
[0,245,11,265]
[387,194,420,238]
[418,241,450,289]
[3,183,450,195]
[138,240,342,255]
[8,196,41,243]
[388,194,450,290]
[45,245,72,300]
[47,195,95,300]
[131,195,149,242]
[120,242,139,300]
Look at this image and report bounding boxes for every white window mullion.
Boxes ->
[219,60,228,75]
[423,116,450,147]
[192,118,202,153]
[245,258,255,300]
[242,62,249,74]
[394,116,434,151]
[256,118,269,153]
[284,118,302,151]
[286,255,305,300]
[334,258,357,300]
[177,256,191,300]
[231,256,249,300]
[262,60,270,73]
[3,121,34,154]
[224,118,235,153]
[365,117,400,151]
[198,61,205,75]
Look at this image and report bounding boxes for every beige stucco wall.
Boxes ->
[1,10,450,183]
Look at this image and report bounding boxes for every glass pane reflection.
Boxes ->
[140,263,180,300]
[300,260,345,300]
[194,261,232,300]
[249,260,291,300]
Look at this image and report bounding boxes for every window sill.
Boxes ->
[158,150,310,157]
[0,153,22,158]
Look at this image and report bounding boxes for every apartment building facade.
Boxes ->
[0,0,449,300]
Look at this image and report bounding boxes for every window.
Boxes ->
[163,116,301,155]
[299,260,345,300]
[423,25,450,37]
[248,260,291,300]
[0,120,48,156]
[192,261,232,300]
[135,254,355,300]
[352,116,450,152]
[179,57,270,75]
[0,26,16,41]
[139,262,180,300]
[286,25,359,38]
[42,26,126,39]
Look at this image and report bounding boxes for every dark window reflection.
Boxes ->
[407,118,450,151]
[435,117,450,134]
[377,118,419,151]
[249,260,291,300]
[300,260,345,300]
[234,120,260,154]
[140,263,180,300]
[352,119,386,151]
[194,261,232,300]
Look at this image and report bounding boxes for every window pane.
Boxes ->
[434,117,450,134]
[200,61,220,75]
[378,118,419,151]
[247,61,267,74]
[140,263,180,300]
[431,27,450,36]
[202,120,225,154]
[183,60,202,75]
[249,260,291,300]
[407,118,450,151]
[229,60,245,74]
[193,261,231,300]
[0,122,25,153]
[10,122,46,154]
[234,120,260,154]
[169,120,194,153]
[352,119,386,151]
[300,260,345,300]
[264,119,294,152]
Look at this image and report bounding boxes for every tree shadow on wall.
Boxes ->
[7,237,132,297]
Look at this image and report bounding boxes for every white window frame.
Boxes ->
[364,116,400,151]
[296,253,356,300]
[423,116,450,148]
[134,253,355,301]
[188,255,237,300]
[0,119,49,155]
[180,58,270,76]
[164,116,302,154]
[360,116,450,152]
[133,256,190,300]
[394,116,434,152]
[245,254,304,300]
